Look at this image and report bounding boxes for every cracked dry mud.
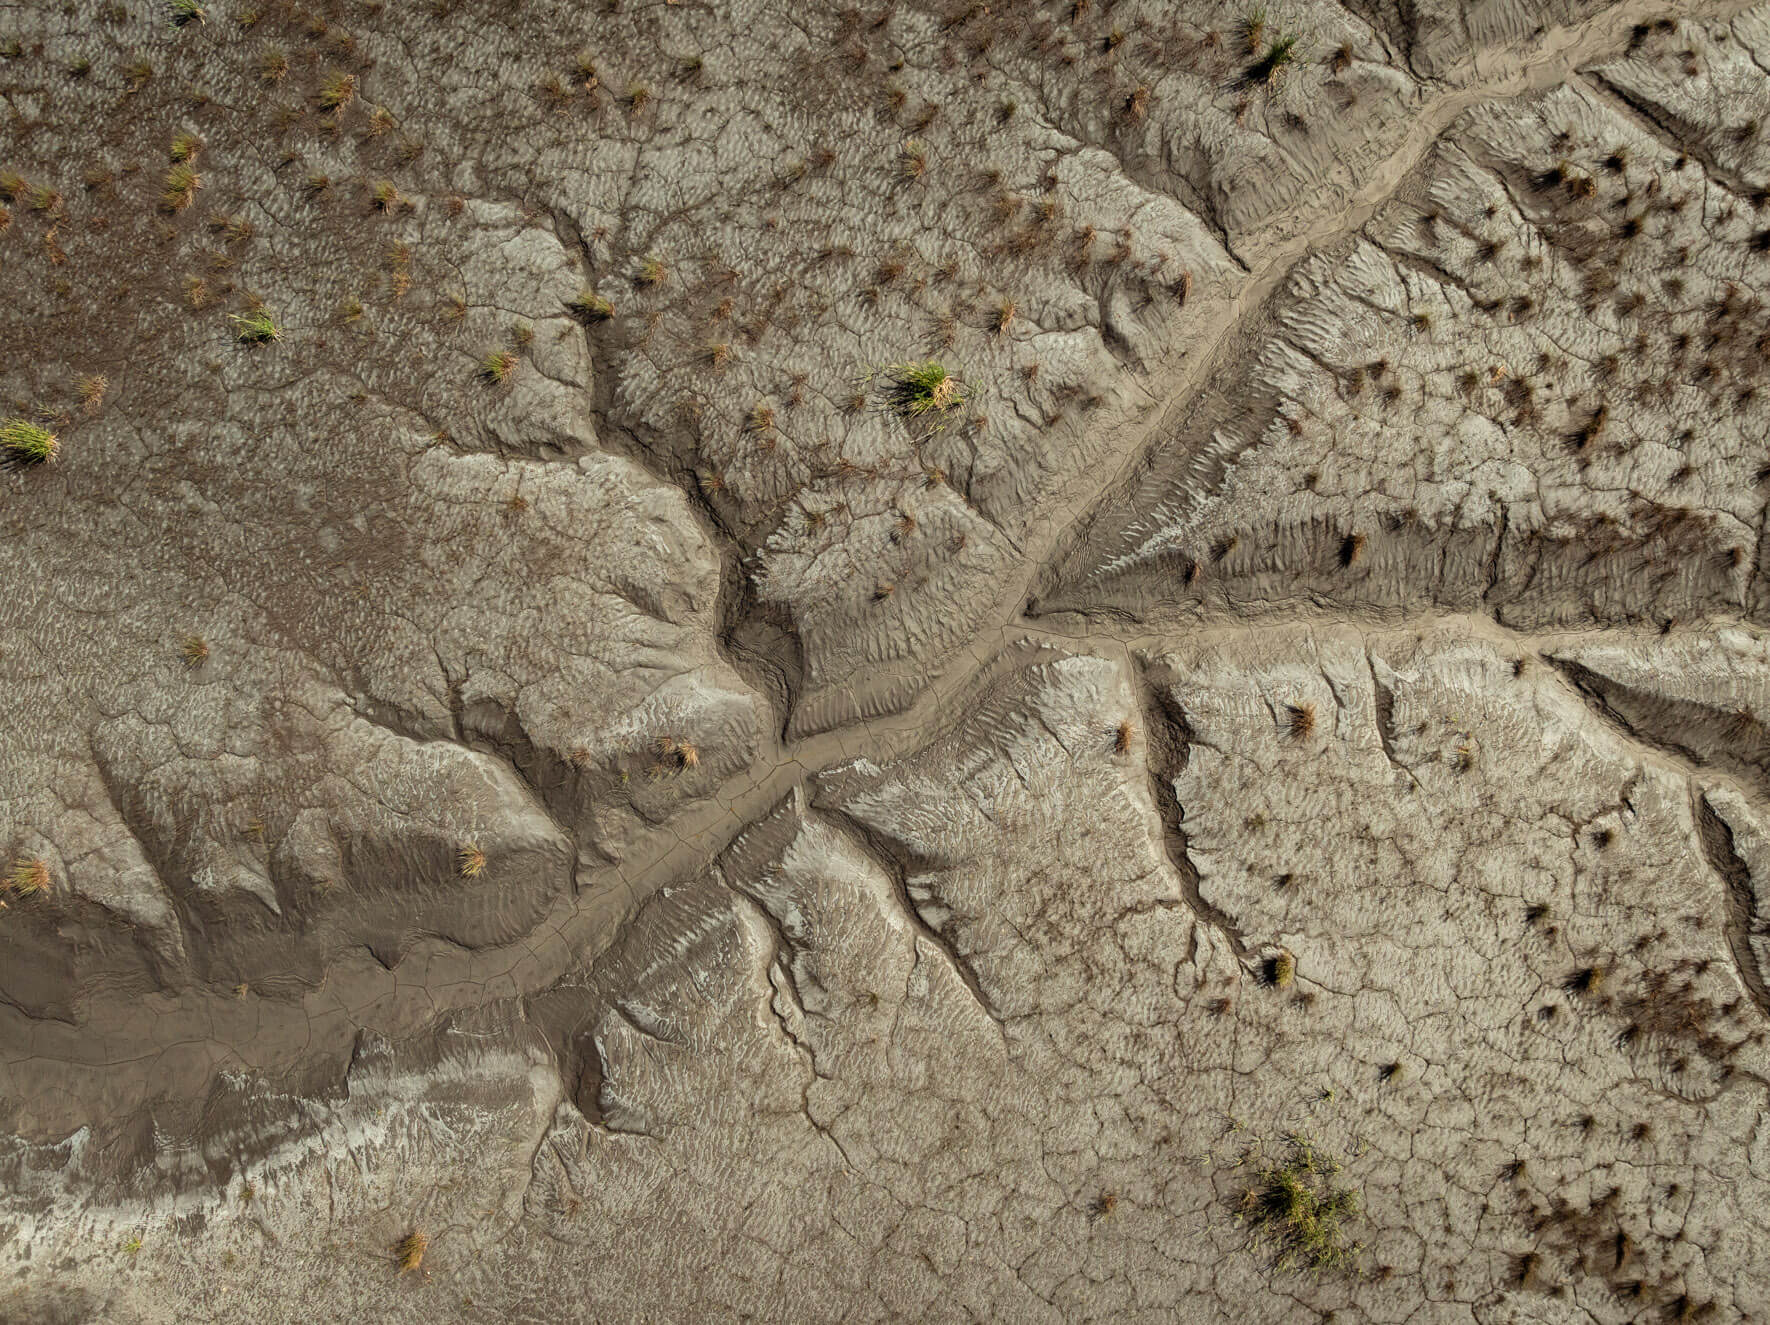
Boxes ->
[5,0,1770,1321]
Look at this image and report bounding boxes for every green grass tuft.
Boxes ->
[1,418,59,467]
[168,0,206,26]
[162,162,202,211]
[885,361,963,417]
[1242,34,1301,88]
[567,289,615,323]
[1241,8,1267,53]
[316,70,356,111]
[230,309,281,343]
[480,348,519,384]
[2,858,52,898]
[1237,1137,1363,1276]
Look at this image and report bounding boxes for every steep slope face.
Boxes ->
[4,0,1770,1322]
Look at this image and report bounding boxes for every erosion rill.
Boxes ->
[4,2,1770,1321]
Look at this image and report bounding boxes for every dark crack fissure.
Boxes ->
[1692,791,1770,1028]
[1132,658,1250,961]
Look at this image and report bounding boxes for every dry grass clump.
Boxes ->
[457,843,486,878]
[1236,1137,1362,1275]
[1564,965,1605,995]
[181,634,209,668]
[2,858,52,900]
[1286,702,1315,740]
[659,736,700,771]
[394,1230,428,1276]
[161,162,202,211]
[208,212,254,242]
[77,374,108,413]
[1265,951,1296,987]
[898,138,928,181]
[316,70,356,111]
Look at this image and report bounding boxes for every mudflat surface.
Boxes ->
[3,1,1770,1321]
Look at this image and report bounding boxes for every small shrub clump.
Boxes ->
[1236,1137,1363,1276]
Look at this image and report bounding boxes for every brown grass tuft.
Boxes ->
[1265,951,1296,988]
[2,858,51,899]
[457,843,486,878]
[1287,703,1316,740]
[161,163,202,211]
[659,736,700,772]
[77,374,108,413]
[898,138,928,181]
[394,1230,428,1276]
[1564,966,1604,995]
[480,349,519,385]
[316,70,356,111]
